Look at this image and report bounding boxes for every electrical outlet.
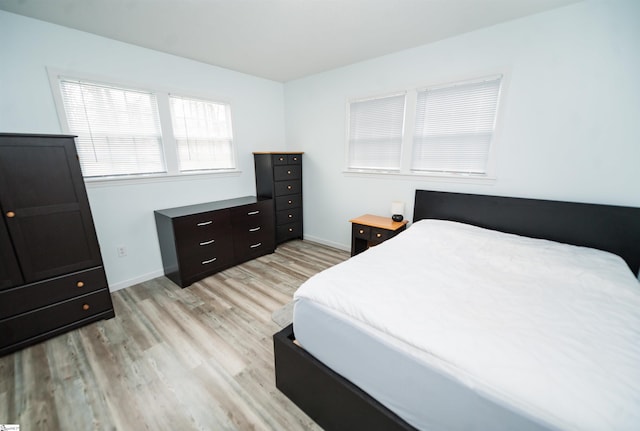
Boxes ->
[117,245,127,257]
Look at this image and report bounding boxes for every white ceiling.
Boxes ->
[0,0,582,82]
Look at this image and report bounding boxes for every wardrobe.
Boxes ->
[0,133,114,356]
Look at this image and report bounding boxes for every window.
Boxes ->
[345,75,503,179]
[52,72,238,180]
[169,96,235,172]
[412,76,502,175]
[347,93,406,171]
[59,79,165,178]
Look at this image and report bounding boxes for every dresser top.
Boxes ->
[253,151,304,155]
[349,214,408,231]
[155,196,267,218]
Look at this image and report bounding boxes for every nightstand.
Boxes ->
[349,214,408,257]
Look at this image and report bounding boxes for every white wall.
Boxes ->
[2,0,639,289]
[284,0,640,250]
[0,11,286,290]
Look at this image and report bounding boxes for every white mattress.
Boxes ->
[293,220,640,431]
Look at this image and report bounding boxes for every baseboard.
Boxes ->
[108,269,165,292]
[303,234,350,252]
[108,236,347,293]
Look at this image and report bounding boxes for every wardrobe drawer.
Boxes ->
[0,288,113,349]
[274,180,301,196]
[0,266,107,319]
[277,207,302,225]
[275,194,302,211]
[277,222,302,242]
[274,165,301,181]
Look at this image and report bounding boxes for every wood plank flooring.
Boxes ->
[0,240,349,431]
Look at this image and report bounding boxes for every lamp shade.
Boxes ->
[391,201,405,218]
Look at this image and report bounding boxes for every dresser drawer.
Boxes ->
[0,288,113,349]
[353,224,371,240]
[234,230,275,262]
[352,224,393,243]
[0,266,107,319]
[277,222,302,242]
[277,207,302,225]
[274,165,301,181]
[272,154,288,165]
[232,223,273,243]
[230,200,273,226]
[173,210,231,231]
[288,154,302,164]
[370,228,392,242]
[275,195,302,211]
[178,247,234,280]
[174,210,231,246]
[274,180,301,196]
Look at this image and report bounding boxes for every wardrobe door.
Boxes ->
[0,135,102,283]
[0,216,23,290]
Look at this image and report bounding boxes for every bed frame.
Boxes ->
[274,190,640,431]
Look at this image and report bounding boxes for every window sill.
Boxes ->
[84,169,242,188]
[342,169,496,185]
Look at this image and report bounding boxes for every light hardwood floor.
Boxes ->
[0,240,349,430]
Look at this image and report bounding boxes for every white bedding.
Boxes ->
[294,220,640,431]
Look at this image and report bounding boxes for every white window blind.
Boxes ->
[169,96,235,172]
[412,76,502,175]
[59,79,165,178]
[347,93,406,171]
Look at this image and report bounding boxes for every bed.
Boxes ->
[273,190,640,431]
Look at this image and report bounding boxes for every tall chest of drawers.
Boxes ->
[0,133,114,356]
[155,196,275,288]
[253,152,303,244]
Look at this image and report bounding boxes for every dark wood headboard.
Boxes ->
[413,190,640,276]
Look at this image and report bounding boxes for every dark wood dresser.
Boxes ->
[0,133,115,356]
[155,196,275,288]
[253,152,303,244]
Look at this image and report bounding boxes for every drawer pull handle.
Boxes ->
[199,239,215,246]
[289,228,294,232]
[279,157,285,161]
[250,242,262,248]
[249,227,261,232]
[202,257,217,265]
[287,185,292,190]
[287,170,292,174]
[359,229,364,234]
[288,200,293,204]
[288,214,293,218]
[82,304,90,311]
[6,211,16,218]
[376,233,382,238]
[197,220,213,226]
[77,281,84,288]
[248,210,260,215]
[293,157,298,161]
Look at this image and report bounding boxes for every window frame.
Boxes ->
[344,73,507,183]
[48,68,241,184]
[168,94,236,173]
[345,92,407,172]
